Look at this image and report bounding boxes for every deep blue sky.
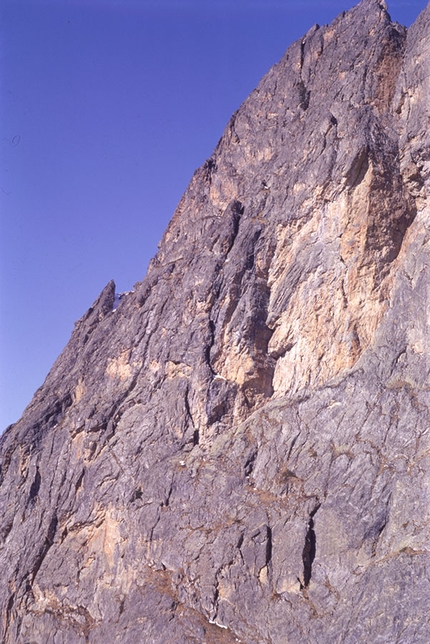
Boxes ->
[1,0,427,430]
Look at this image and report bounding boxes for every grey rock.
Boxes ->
[1,0,430,642]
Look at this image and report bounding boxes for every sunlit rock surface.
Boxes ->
[1,1,430,641]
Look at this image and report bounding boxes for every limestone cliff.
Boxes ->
[1,1,430,641]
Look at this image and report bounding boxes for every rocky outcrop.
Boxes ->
[1,0,430,641]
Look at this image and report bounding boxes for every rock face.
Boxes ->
[1,1,430,641]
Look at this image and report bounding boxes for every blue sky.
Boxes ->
[1,0,428,430]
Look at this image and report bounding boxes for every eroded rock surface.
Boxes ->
[1,1,430,641]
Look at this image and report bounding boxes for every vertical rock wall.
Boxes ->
[1,1,430,642]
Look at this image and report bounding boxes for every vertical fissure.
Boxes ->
[301,504,320,589]
[265,525,273,566]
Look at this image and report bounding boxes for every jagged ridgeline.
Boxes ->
[1,0,430,642]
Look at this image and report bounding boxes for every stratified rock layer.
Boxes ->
[1,1,430,642]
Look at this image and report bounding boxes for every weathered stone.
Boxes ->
[1,0,430,641]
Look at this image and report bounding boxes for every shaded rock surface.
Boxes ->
[1,0,430,641]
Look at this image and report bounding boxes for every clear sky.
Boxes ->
[1,0,428,431]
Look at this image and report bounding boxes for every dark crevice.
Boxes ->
[244,450,257,476]
[29,467,41,501]
[202,157,217,184]
[31,513,58,585]
[302,517,316,587]
[35,392,74,437]
[237,533,244,550]
[224,200,244,258]
[372,520,387,556]
[205,320,216,376]
[163,481,173,507]
[286,433,300,461]
[184,385,199,446]
[265,526,273,566]
[130,487,143,503]
[298,80,311,110]
[300,38,305,70]
[346,147,369,188]
[4,593,15,640]
[213,581,220,609]
[366,508,389,556]
[148,512,161,543]
[298,38,310,111]
[302,504,320,588]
